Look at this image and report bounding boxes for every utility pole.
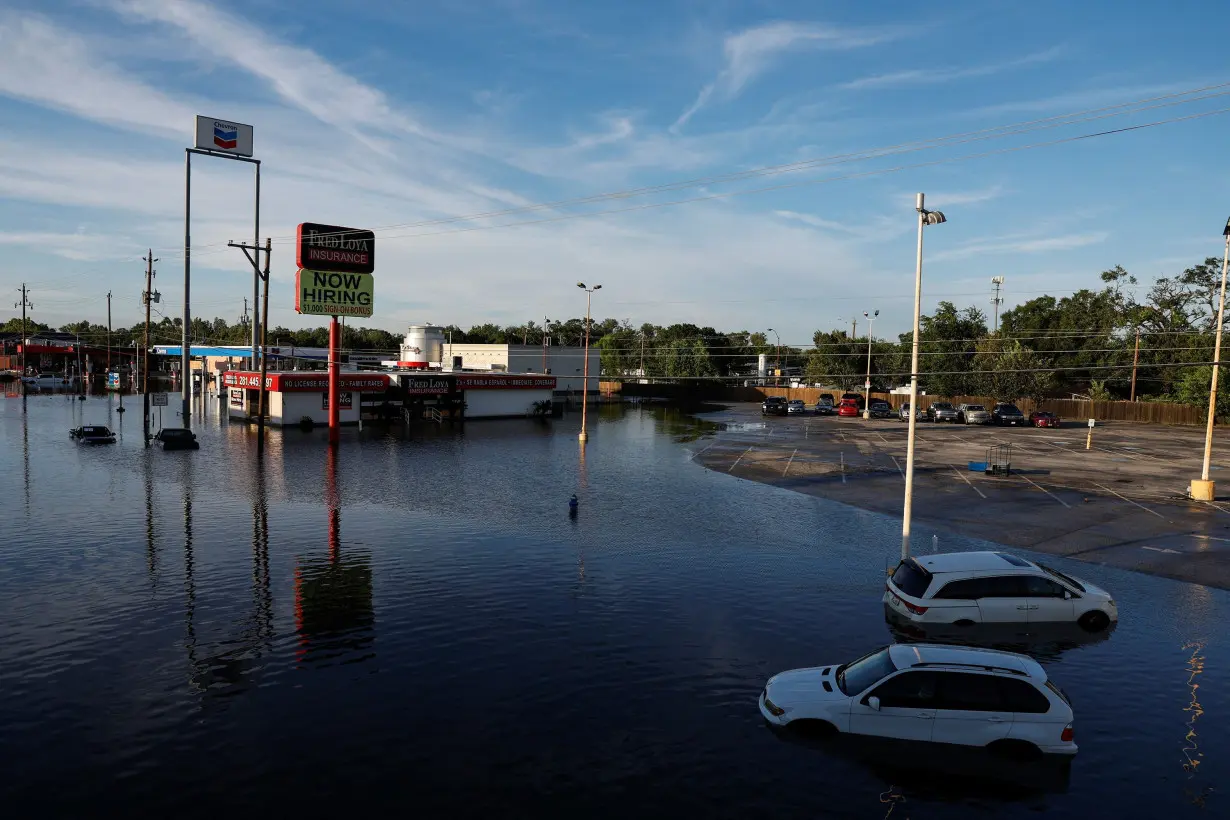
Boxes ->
[851,318,857,340]
[15,283,32,376]
[106,291,112,374]
[542,315,550,373]
[240,297,250,331]
[639,331,646,379]
[228,237,272,455]
[991,276,1005,333]
[1130,327,1141,402]
[143,250,159,446]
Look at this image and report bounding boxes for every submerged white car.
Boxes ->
[885,552,1117,632]
[759,643,1077,757]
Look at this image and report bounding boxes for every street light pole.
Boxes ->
[902,194,947,560]
[1192,217,1230,502]
[862,309,879,419]
[768,328,781,385]
[577,282,602,442]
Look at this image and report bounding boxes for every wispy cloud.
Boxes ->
[837,47,1064,91]
[0,11,195,136]
[673,20,901,133]
[931,231,1109,262]
[895,186,1006,208]
[0,230,134,262]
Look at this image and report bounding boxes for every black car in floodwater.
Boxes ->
[153,428,200,450]
[70,425,116,444]
[762,396,788,416]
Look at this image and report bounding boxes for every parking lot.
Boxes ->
[693,403,1230,590]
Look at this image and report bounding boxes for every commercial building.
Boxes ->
[223,371,393,426]
[440,343,600,396]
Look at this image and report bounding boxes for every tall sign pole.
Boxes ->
[184,115,257,429]
[294,223,376,448]
[143,250,158,447]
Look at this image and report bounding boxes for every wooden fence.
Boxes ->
[601,381,1205,426]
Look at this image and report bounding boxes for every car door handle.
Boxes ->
[915,712,934,718]
[986,717,1005,723]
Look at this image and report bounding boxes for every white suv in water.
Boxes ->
[759,643,1077,757]
[885,551,1117,632]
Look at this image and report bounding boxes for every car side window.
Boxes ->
[933,578,984,599]
[1024,576,1067,597]
[869,671,938,708]
[933,672,1003,712]
[996,678,1052,714]
[980,576,1029,597]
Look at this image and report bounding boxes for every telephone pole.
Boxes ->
[15,283,33,376]
[991,276,1005,333]
[1130,327,1141,402]
[143,250,159,446]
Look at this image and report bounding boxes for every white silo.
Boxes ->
[401,324,446,368]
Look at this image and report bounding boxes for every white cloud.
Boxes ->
[837,47,1064,91]
[0,230,136,262]
[0,11,195,136]
[672,21,901,132]
[894,186,1005,208]
[931,231,1109,262]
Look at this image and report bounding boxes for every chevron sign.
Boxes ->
[194,116,253,157]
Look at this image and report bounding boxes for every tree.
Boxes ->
[969,340,1057,401]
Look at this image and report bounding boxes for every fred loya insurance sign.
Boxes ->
[295,269,375,318]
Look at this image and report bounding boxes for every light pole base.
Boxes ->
[578,431,588,442]
[862,410,871,420]
[1191,479,1215,501]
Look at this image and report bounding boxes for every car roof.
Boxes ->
[911,551,1036,574]
[889,643,1046,681]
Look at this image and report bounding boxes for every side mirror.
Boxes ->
[867,696,881,712]
[1063,590,1072,600]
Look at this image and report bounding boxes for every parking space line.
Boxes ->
[891,455,904,477]
[1017,473,1071,507]
[1193,533,1230,543]
[1093,482,1165,518]
[875,432,892,447]
[1142,546,1181,554]
[782,448,798,476]
[728,446,752,472]
[840,451,846,483]
[693,442,716,457]
[1205,501,1230,517]
[950,464,987,498]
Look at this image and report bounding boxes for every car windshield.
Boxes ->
[1001,405,1021,413]
[837,648,896,695]
[933,403,952,410]
[967,405,985,411]
[1039,564,1086,593]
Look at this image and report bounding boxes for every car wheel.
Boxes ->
[1078,610,1111,633]
[987,739,1043,761]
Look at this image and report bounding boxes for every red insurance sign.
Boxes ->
[223,372,390,392]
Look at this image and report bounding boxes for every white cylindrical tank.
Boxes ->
[401,324,445,368]
[757,353,767,379]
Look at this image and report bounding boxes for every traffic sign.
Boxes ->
[864,380,871,389]
[152,392,168,407]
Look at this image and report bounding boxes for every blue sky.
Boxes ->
[2,0,1229,345]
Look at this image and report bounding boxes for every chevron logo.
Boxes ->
[214,125,238,150]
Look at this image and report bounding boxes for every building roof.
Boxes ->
[911,551,1034,574]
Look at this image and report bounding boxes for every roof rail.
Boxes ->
[907,661,1029,677]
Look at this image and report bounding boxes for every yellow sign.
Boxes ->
[295,269,374,317]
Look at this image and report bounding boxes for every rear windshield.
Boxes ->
[891,559,933,598]
[1045,679,1071,706]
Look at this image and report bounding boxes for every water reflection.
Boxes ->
[21,400,30,515]
[884,610,1115,661]
[144,454,157,584]
[648,406,722,442]
[293,446,375,666]
[1180,641,1211,807]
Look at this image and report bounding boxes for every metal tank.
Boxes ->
[401,324,445,367]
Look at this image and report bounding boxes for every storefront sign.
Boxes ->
[296,223,375,274]
[223,371,390,392]
[401,375,451,395]
[295,269,375,318]
[229,389,245,408]
[322,391,353,410]
[456,374,557,390]
[194,115,254,157]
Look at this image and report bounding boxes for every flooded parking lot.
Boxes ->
[1,393,1227,817]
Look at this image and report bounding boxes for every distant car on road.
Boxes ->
[869,400,894,419]
[762,396,788,416]
[992,403,1026,426]
[927,402,959,423]
[1030,411,1061,428]
[837,399,860,417]
[787,399,807,415]
[898,402,924,422]
[816,397,836,415]
[884,551,1117,633]
[958,404,991,424]
[70,425,116,445]
[759,642,1079,757]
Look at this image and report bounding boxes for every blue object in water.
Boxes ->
[569,494,578,509]
[968,462,988,472]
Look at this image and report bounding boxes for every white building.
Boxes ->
[441,343,601,395]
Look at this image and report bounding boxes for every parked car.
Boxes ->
[762,396,788,416]
[840,392,865,411]
[898,402,925,422]
[927,402,959,423]
[958,404,991,424]
[992,403,1026,426]
[154,428,200,450]
[1030,411,1061,428]
[837,399,861,417]
[24,372,74,390]
[787,399,808,415]
[818,393,835,407]
[70,425,116,444]
[869,400,894,419]
[816,397,836,415]
[759,643,1077,757]
[884,551,1117,632]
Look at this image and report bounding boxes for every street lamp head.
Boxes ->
[593,284,602,291]
[874,309,880,318]
[577,282,586,289]
[1223,216,1230,237]
[923,211,947,226]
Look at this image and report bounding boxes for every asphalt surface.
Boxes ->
[694,404,1230,590]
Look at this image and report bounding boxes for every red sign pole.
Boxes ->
[329,315,340,445]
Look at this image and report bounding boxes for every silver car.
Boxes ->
[898,403,925,422]
[959,403,991,424]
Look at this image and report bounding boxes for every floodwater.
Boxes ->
[0,391,1226,817]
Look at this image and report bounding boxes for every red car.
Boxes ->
[837,399,861,417]
[1029,410,1060,428]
